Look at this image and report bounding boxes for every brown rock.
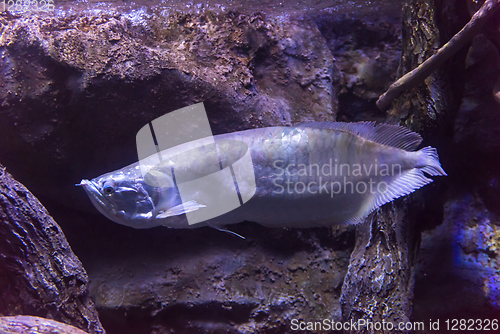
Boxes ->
[0,165,104,334]
[0,315,90,334]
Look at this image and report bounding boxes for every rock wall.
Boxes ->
[0,166,104,334]
[9,3,499,333]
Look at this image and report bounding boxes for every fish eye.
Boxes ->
[103,186,115,195]
[102,181,115,195]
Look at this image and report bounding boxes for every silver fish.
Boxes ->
[79,122,446,229]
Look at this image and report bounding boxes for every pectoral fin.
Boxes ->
[156,200,206,219]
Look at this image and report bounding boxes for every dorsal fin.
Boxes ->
[296,121,423,151]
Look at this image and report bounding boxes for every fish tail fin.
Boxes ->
[417,146,447,176]
[355,146,446,225]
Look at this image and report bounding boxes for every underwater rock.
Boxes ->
[388,0,471,137]
[316,12,402,122]
[413,193,500,320]
[0,315,90,334]
[410,5,500,327]
[0,166,104,334]
[452,33,500,217]
[454,34,500,156]
[340,204,414,333]
[85,224,354,333]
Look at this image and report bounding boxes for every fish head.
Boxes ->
[78,165,172,228]
[79,164,206,229]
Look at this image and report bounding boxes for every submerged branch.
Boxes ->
[376,0,500,111]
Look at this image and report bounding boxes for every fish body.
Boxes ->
[79,122,446,229]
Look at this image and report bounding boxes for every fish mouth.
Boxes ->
[78,179,106,205]
[78,179,118,220]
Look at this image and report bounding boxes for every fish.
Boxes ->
[78,122,446,230]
